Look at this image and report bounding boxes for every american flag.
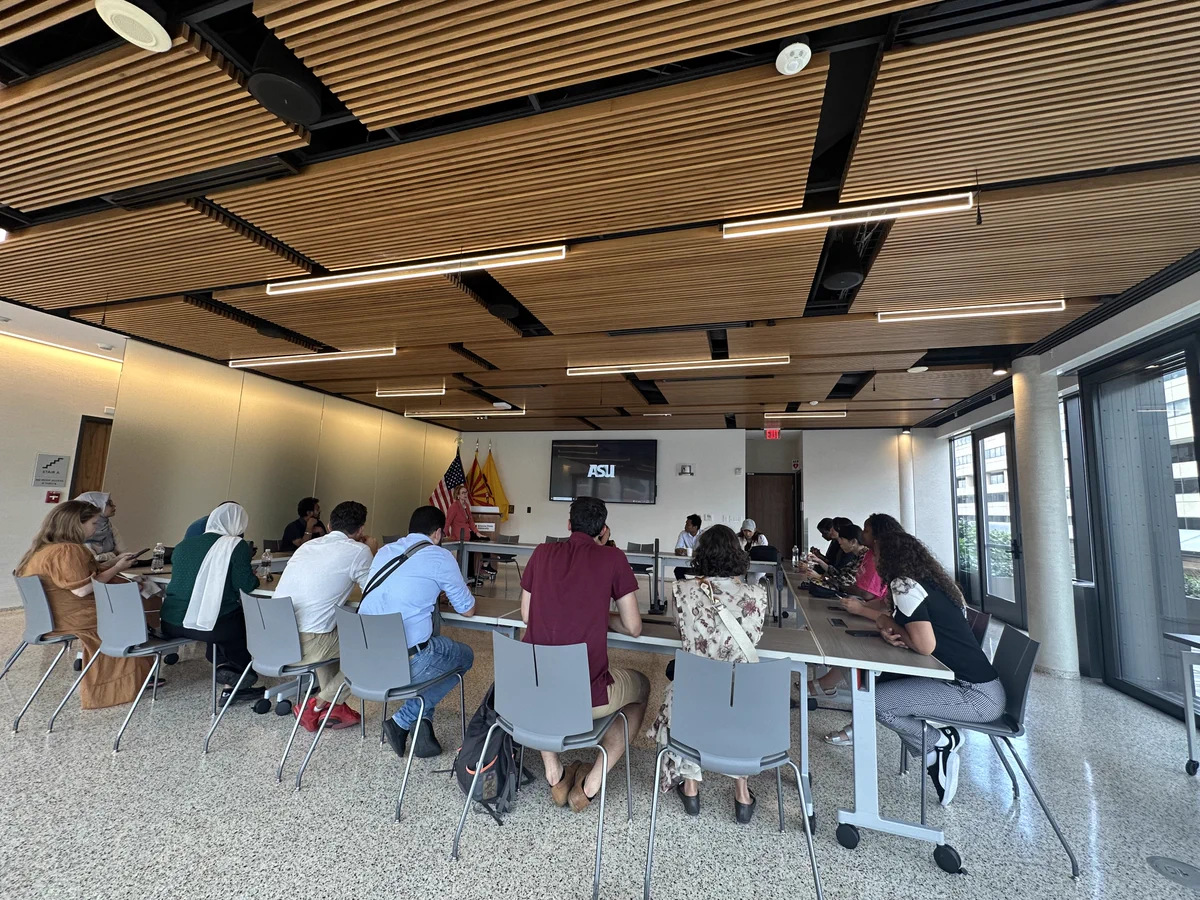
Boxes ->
[430,452,466,513]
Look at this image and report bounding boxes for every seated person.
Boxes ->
[673,514,702,580]
[650,524,767,823]
[274,500,376,732]
[161,503,260,689]
[521,496,648,812]
[282,496,326,550]
[183,500,236,540]
[75,490,160,601]
[808,518,838,569]
[17,500,156,709]
[737,519,768,553]
[360,505,476,759]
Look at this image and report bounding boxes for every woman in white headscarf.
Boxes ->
[74,492,123,562]
[160,502,260,687]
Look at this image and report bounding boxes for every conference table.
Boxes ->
[1163,632,1200,776]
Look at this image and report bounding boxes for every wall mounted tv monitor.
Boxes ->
[549,439,657,504]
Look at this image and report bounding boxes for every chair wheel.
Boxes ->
[835,823,859,849]
[72,657,82,671]
[1187,759,1199,776]
[252,699,272,715]
[163,653,179,666]
[275,700,293,716]
[934,843,963,874]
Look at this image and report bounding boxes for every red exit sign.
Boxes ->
[764,427,781,440]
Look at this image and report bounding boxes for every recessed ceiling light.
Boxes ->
[567,355,789,376]
[901,427,912,435]
[97,343,115,351]
[809,400,819,406]
[932,397,941,402]
[775,36,812,76]
[877,298,1065,323]
[992,363,1009,376]
[95,0,172,53]
[493,401,512,409]
[723,193,973,239]
[228,347,396,368]
[0,228,8,243]
[907,365,929,374]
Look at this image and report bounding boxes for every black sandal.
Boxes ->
[734,790,756,825]
[676,784,700,817]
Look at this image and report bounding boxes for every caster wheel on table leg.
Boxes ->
[275,699,293,716]
[251,698,272,715]
[835,823,859,849]
[163,653,179,666]
[1186,759,1199,776]
[73,658,83,672]
[934,844,963,874]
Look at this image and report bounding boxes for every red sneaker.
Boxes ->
[294,696,322,733]
[324,702,361,730]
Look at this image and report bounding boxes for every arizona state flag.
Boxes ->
[467,451,495,507]
[483,449,509,523]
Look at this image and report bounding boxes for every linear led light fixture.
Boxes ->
[567,355,790,377]
[768,411,848,419]
[228,347,396,368]
[376,384,446,398]
[265,245,567,296]
[0,329,122,363]
[876,298,1065,324]
[643,413,673,417]
[722,192,974,239]
[404,407,527,418]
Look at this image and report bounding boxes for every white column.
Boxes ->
[1012,355,1079,676]
[897,431,916,533]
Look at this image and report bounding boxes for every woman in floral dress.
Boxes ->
[648,523,768,823]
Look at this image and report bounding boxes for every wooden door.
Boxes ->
[69,416,112,497]
[746,473,796,553]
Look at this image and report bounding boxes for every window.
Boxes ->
[987,472,1005,485]
[951,434,978,594]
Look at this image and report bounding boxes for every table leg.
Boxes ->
[1183,649,1200,776]
[797,665,814,820]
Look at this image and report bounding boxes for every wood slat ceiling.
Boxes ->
[464,330,711,370]
[854,172,1200,311]
[484,381,649,412]
[0,0,91,46]
[657,374,841,407]
[495,225,824,334]
[255,0,918,130]
[72,297,307,361]
[0,204,307,309]
[464,368,629,388]
[843,0,1200,200]
[213,63,828,270]
[766,410,938,429]
[0,28,307,211]
[250,346,488,385]
[865,370,1002,402]
[587,414,732,431]
[217,277,518,349]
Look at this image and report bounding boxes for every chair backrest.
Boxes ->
[625,542,655,554]
[333,605,412,702]
[495,533,520,545]
[381,535,402,545]
[239,591,303,677]
[670,651,792,776]
[964,606,991,648]
[545,535,567,543]
[749,545,779,562]
[261,539,283,553]
[14,575,56,642]
[991,624,1041,729]
[91,579,149,655]
[492,632,594,748]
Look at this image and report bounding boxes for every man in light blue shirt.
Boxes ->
[360,505,476,759]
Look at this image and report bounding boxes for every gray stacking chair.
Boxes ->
[909,625,1080,878]
[493,533,523,591]
[452,632,632,900]
[295,606,467,817]
[202,592,340,784]
[48,579,192,752]
[5,575,78,733]
[545,535,567,543]
[381,535,402,544]
[644,652,823,900]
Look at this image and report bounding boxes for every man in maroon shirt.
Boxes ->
[520,496,648,812]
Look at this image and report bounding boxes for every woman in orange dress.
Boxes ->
[15,500,153,709]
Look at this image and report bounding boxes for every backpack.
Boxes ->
[451,684,532,824]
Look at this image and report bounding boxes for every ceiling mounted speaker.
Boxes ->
[821,241,864,291]
[486,301,520,321]
[247,39,323,126]
[775,35,812,76]
[95,0,171,53]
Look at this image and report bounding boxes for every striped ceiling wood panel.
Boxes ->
[465,368,628,388]
[588,414,731,431]
[254,346,488,384]
[496,226,824,334]
[214,63,827,270]
[0,28,307,211]
[72,297,307,361]
[0,204,307,309]
[255,0,918,130]
[415,415,599,432]
[658,374,841,407]
[764,410,935,428]
[843,0,1200,200]
[866,370,1001,402]
[465,330,711,370]
[485,381,648,411]
[0,1,91,46]
[854,173,1200,311]
[217,277,517,349]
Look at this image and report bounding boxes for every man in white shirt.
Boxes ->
[359,505,476,759]
[674,514,702,580]
[275,500,375,732]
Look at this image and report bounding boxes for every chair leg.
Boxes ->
[919,722,927,826]
[0,640,28,681]
[360,698,366,741]
[295,682,347,791]
[210,653,218,718]
[787,759,824,900]
[453,719,503,859]
[12,641,65,733]
[151,653,161,702]
[203,661,253,754]
[990,734,1020,798]
[114,655,159,753]
[592,744,609,900]
[899,738,908,776]
[643,746,669,900]
[517,745,525,793]
[775,768,786,832]
[277,672,316,784]
[457,672,467,747]
[47,646,101,733]
[395,696,426,821]
[380,701,388,745]
[617,709,633,821]
[1002,737,1080,878]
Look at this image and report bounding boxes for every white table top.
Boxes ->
[1165,632,1200,649]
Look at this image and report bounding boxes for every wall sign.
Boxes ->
[765,427,781,440]
[32,453,70,488]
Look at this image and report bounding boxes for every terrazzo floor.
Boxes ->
[1,601,1198,900]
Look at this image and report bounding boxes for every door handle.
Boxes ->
[1010,537,1022,559]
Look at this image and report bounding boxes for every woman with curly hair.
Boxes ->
[868,531,1005,807]
[648,524,767,824]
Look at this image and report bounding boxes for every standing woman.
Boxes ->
[15,500,155,708]
[649,524,768,823]
[872,531,1005,806]
[446,483,491,582]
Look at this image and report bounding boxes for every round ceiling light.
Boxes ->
[775,38,812,76]
[907,365,929,373]
[95,0,171,53]
[809,400,820,406]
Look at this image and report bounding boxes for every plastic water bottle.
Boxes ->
[258,548,273,581]
[150,542,165,573]
[791,544,800,567]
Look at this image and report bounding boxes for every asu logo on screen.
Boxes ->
[587,464,616,478]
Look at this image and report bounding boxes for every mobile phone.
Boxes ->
[828,617,847,628]
[130,548,151,559]
[827,605,844,611]
[846,629,881,638]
